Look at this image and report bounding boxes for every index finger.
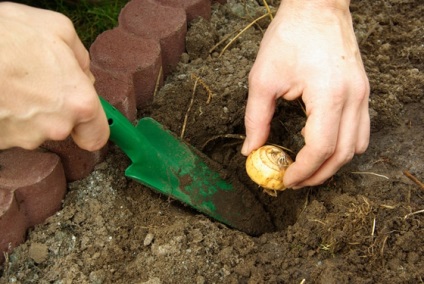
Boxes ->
[56,20,92,75]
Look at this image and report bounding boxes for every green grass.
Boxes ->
[14,0,129,47]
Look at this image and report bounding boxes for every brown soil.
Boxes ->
[1,0,423,283]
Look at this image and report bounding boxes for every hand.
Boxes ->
[241,0,370,188]
[0,2,109,151]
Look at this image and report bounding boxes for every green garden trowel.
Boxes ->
[100,97,274,236]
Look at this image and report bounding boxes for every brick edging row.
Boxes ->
[0,0,226,264]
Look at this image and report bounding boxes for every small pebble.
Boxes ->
[144,233,154,246]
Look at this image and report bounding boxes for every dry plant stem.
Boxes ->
[351,171,390,180]
[308,218,326,226]
[209,31,236,54]
[371,218,376,237]
[301,189,311,213]
[297,98,307,116]
[180,78,199,139]
[181,75,215,139]
[219,13,270,57]
[153,66,163,98]
[404,209,424,219]
[201,134,245,151]
[191,73,214,103]
[269,143,295,154]
[403,170,424,191]
[3,252,9,277]
[380,235,389,257]
[262,0,273,21]
[380,204,397,209]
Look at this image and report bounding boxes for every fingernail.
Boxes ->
[241,140,249,156]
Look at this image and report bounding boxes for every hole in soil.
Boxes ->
[201,135,307,233]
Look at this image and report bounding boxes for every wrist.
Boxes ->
[282,0,350,11]
[274,0,352,27]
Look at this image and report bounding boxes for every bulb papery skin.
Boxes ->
[245,145,293,191]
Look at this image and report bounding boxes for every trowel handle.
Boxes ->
[99,97,145,162]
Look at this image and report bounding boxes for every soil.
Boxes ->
[1,0,423,283]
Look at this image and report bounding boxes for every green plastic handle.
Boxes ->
[99,97,145,163]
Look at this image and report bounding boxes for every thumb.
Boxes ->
[71,97,110,152]
[241,89,276,156]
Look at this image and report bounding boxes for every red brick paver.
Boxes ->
[0,148,66,263]
[91,67,137,121]
[155,0,211,22]
[90,27,162,109]
[119,0,187,76]
[42,138,108,182]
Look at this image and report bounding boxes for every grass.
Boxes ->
[14,0,129,47]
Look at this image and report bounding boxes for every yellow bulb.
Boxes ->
[245,145,293,196]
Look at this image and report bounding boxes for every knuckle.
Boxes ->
[79,49,91,71]
[48,125,72,141]
[344,150,356,164]
[302,177,327,188]
[335,149,355,167]
[354,82,370,102]
[52,12,80,44]
[356,140,369,154]
[349,74,370,103]
[54,13,76,33]
[21,142,41,150]
[314,144,337,161]
[70,95,99,122]
[313,178,327,186]
[328,84,347,105]
[248,68,268,90]
[244,113,257,130]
